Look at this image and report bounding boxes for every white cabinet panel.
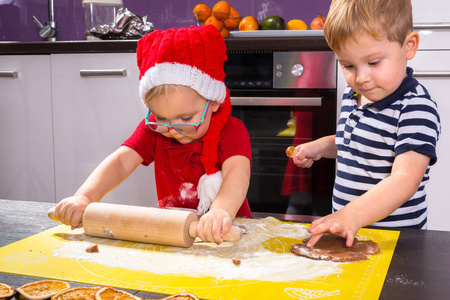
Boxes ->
[51,53,157,207]
[0,55,55,202]
[412,0,450,24]
[416,30,450,51]
[410,51,450,72]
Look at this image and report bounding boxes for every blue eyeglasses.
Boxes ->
[145,100,210,134]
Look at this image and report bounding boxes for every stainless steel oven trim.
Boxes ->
[230,96,322,106]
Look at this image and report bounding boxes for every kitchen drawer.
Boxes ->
[415,30,450,51]
[412,0,450,23]
[409,50,450,74]
[412,0,450,50]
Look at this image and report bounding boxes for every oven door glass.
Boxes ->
[231,90,336,215]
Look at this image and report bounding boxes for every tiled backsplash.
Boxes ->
[0,0,331,42]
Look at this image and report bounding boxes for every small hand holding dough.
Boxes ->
[286,145,316,168]
[286,146,295,157]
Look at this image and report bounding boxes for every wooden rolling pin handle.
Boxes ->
[48,207,58,222]
[188,220,243,242]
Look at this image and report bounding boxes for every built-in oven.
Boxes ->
[225,50,337,215]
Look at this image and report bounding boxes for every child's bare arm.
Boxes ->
[307,150,431,247]
[55,146,143,228]
[292,135,337,168]
[196,155,250,244]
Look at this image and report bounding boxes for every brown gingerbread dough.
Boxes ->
[290,234,380,262]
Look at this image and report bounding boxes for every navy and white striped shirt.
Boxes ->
[333,67,441,229]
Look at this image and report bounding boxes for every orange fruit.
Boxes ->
[220,27,230,38]
[0,282,14,299]
[286,19,307,30]
[204,15,224,31]
[193,4,211,23]
[239,16,259,31]
[51,287,100,300]
[223,7,241,30]
[16,280,70,300]
[94,286,142,300]
[212,1,231,20]
[158,293,200,300]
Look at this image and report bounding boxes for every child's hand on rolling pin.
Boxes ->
[196,208,233,245]
[54,195,92,230]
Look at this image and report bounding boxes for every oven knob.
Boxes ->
[276,71,283,77]
[291,64,304,77]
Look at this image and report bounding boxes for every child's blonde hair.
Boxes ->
[324,0,413,52]
[144,85,204,107]
[144,84,176,107]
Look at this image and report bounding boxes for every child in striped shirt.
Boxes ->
[290,0,441,247]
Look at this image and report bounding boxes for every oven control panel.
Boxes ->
[273,52,336,89]
[224,51,336,90]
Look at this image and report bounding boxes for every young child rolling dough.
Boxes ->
[290,0,440,247]
[54,25,252,245]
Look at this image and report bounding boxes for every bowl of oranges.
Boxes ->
[193,1,241,38]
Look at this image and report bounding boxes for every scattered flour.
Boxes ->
[179,182,197,200]
[52,217,342,282]
[387,275,425,287]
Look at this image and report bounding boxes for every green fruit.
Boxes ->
[260,16,286,30]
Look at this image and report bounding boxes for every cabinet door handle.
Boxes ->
[230,96,322,106]
[414,23,450,30]
[80,69,127,77]
[0,71,18,78]
[413,71,450,78]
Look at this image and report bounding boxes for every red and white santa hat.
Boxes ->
[137,25,227,104]
[136,25,232,214]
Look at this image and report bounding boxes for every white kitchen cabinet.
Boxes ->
[51,53,157,207]
[410,0,450,231]
[412,0,450,51]
[0,55,55,202]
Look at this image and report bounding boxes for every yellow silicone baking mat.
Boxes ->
[0,217,399,300]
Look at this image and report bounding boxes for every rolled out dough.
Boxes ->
[290,235,380,262]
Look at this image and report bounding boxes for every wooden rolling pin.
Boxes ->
[48,203,243,248]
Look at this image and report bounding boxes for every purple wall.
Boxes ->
[0,0,331,42]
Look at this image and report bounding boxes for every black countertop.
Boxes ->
[1,199,450,299]
[0,36,331,55]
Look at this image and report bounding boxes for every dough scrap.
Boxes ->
[85,244,99,253]
[290,235,380,262]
